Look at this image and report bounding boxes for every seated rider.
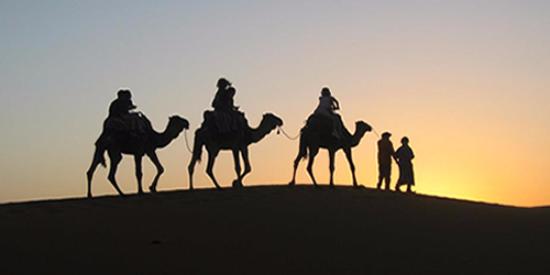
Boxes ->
[313,87,344,138]
[211,78,233,111]
[210,78,242,133]
[108,89,136,119]
[97,89,140,147]
[104,89,139,131]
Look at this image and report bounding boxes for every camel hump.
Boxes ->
[202,109,248,134]
[104,113,152,133]
[305,114,351,138]
[304,114,333,134]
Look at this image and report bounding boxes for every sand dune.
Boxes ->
[0,185,549,274]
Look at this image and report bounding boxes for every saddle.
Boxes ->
[104,113,152,135]
[204,110,248,134]
[305,113,349,138]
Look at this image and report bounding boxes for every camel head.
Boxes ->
[356,121,372,134]
[262,113,284,129]
[248,113,283,144]
[167,115,190,137]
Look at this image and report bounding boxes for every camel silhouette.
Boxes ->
[86,115,189,198]
[289,115,372,187]
[188,112,283,189]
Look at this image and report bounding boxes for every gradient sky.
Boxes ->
[1,0,549,206]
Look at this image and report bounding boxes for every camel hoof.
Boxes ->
[288,181,295,186]
[149,186,157,193]
[232,180,243,188]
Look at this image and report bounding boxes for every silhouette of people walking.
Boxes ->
[377,132,396,190]
[395,136,415,193]
[313,87,344,138]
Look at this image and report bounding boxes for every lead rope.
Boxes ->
[183,129,193,153]
[277,126,300,141]
[372,128,380,138]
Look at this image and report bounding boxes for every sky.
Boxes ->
[1,0,549,206]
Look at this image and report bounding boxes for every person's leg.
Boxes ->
[333,114,344,137]
[376,175,383,189]
[377,165,383,189]
[395,178,402,192]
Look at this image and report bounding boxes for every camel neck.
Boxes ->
[155,127,177,148]
[249,120,273,144]
[350,129,367,147]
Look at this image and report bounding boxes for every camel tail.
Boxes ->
[92,144,107,168]
[93,134,108,168]
[99,151,106,167]
[299,131,308,161]
[192,130,204,163]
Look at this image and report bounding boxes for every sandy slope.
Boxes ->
[0,185,549,274]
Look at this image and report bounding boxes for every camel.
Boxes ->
[188,112,283,189]
[289,115,372,187]
[86,114,189,198]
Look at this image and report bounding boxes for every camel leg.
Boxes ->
[239,147,252,185]
[289,153,301,186]
[188,155,198,191]
[328,149,336,188]
[107,151,125,196]
[289,135,306,186]
[344,148,358,187]
[187,134,203,191]
[231,149,243,188]
[86,147,104,198]
[134,155,144,195]
[206,149,222,189]
[290,146,305,186]
[148,151,164,193]
[306,147,319,186]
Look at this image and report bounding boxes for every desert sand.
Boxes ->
[0,185,549,274]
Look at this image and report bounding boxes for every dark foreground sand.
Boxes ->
[0,185,549,274]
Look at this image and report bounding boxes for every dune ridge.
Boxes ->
[0,185,549,274]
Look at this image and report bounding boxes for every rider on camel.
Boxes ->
[108,89,136,119]
[97,89,139,147]
[314,87,344,138]
[211,78,242,133]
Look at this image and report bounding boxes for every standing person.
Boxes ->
[395,136,415,193]
[376,132,396,190]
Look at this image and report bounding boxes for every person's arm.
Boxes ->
[211,91,221,109]
[128,99,137,110]
[332,97,340,110]
[391,144,398,162]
